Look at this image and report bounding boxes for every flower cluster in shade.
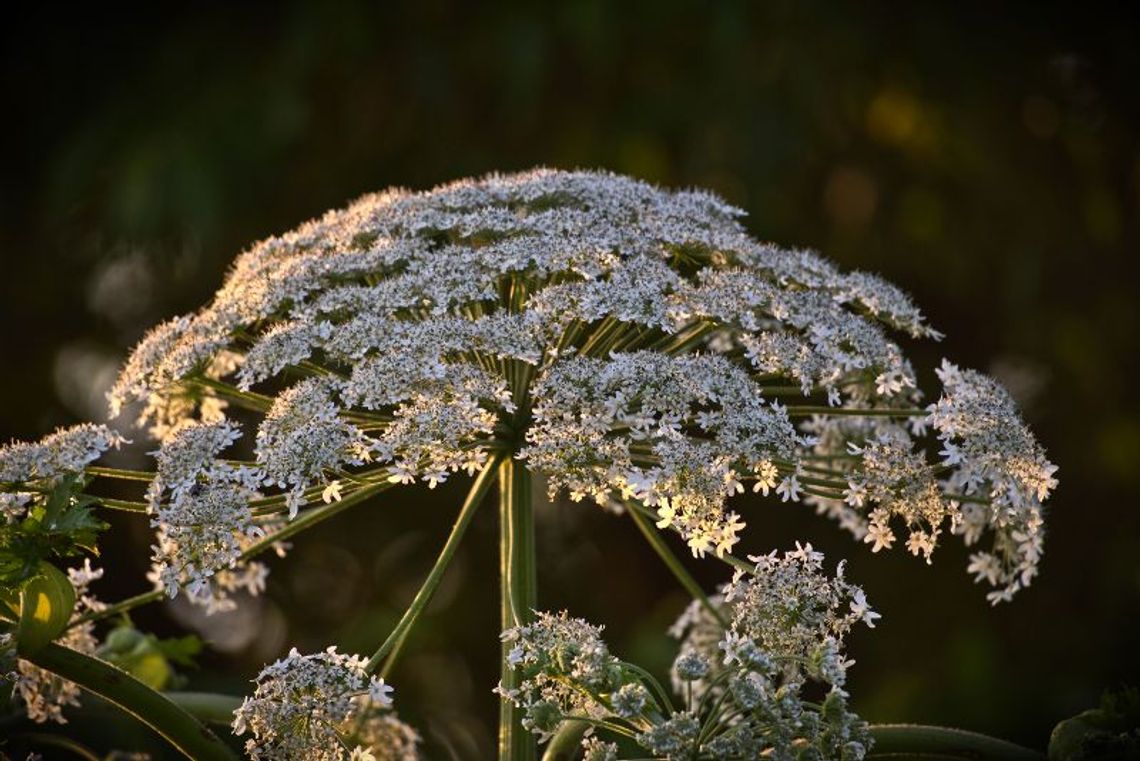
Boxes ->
[104,168,1055,602]
[499,544,875,759]
[670,544,877,700]
[3,561,106,724]
[232,646,418,760]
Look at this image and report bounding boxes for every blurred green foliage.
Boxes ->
[2,2,1138,757]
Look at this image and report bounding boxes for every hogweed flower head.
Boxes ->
[503,551,874,760]
[103,169,1054,601]
[497,611,624,739]
[722,542,872,676]
[672,545,875,711]
[232,646,398,760]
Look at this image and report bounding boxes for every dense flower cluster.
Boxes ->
[6,561,106,723]
[144,420,277,612]
[232,646,398,760]
[502,547,874,759]
[672,545,877,704]
[930,361,1055,603]
[0,424,126,487]
[341,700,422,761]
[1,425,126,521]
[497,611,623,739]
[522,352,801,556]
[721,543,876,666]
[104,169,1053,603]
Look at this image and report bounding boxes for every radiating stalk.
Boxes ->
[499,457,536,761]
[628,503,728,628]
[364,457,501,673]
[71,480,396,629]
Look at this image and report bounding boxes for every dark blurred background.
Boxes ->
[2,2,1138,757]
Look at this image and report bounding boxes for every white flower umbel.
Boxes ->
[340,699,422,761]
[104,169,1054,598]
[670,543,876,715]
[0,424,124,525]
[497,611,624,740]
[930,360,1056,603]
[255,378,370,514]
[720,544,872,683]
[1,424,126,488]
[504,583,873,759]
[145,420,277,612]
[232,646,396,760]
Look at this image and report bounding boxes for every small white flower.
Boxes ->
[386,463,416,485]
[776,474,802,502]
[863,522,895,553]
[322,480,344,504]
[849,589,881,628]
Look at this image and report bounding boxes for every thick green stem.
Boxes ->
[627,503,728,629]
[541,720,590,761]
[21,643,237,760]
[869,723,1045,760]
[499,457,536,761]
[364,456,501,673]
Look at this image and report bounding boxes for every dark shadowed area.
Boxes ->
[2,2,1138,757]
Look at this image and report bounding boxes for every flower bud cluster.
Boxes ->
[503,546,873,759]
[498,611,625,739]
[232,646,399,760]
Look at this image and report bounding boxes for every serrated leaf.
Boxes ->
[16,562,76,656]
[41,475,77,526]
[53,504,108,553]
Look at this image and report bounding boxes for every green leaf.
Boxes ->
[0,477,108,587]
[40,475,76,525]
[97,627,203,691]
[155,634,203,667]
[52,503,108,554]
[15,562,76,656]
